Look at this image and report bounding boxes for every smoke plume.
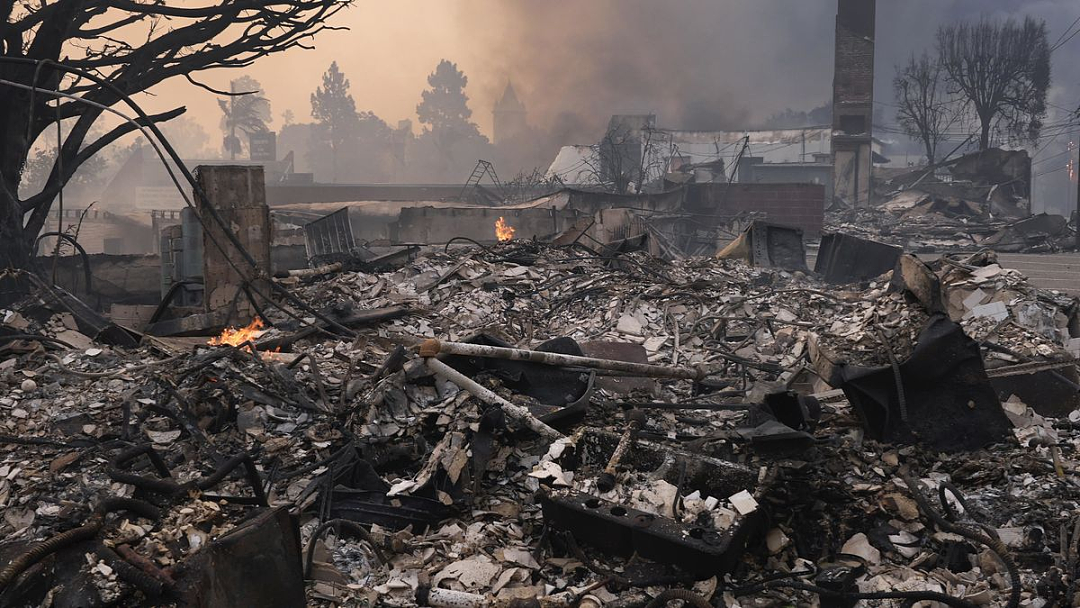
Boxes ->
[452,0,1079,136]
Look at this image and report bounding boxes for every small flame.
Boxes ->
[210,317,268,348]
[495,216,515,242]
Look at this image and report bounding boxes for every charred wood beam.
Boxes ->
[419,339,710,381]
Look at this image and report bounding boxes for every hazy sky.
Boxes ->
[151,3,496,138]
[142,1,1080,143]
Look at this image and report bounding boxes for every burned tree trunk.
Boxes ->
[979,115,993,152]
[0,67,37,271]
[0,180,29,270]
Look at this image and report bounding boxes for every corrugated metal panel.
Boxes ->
[303,207,356,259]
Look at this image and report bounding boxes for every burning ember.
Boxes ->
[209,317,269,348]
[495,216,515,242]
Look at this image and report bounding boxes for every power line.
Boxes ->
[1047,101,1079,115]
[1051,14,1080,49]
[1032,148,1075,166]
[1035,127,1080,141]
[1035,163,1072,178]
[1051,18,1080,53]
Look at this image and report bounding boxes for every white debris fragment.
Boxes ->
[841,532,881,565]
[145,429,181,444]
[727,490,758,515]
[965,301,1009,322]
[433,554,501,589]
[616,314,644,336]
[962,288,988,310]
[888,530,920,558]
[500,547,540,570]
[766,528,790,554]
[528,461,572,487]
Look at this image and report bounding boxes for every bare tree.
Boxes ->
[894,52,960,164]
[593,124,637,194]
[585,124,670,194]
[937,17,1051,150]
[0,0,348,271]
[501,168,564,204]
[635,126,673,192]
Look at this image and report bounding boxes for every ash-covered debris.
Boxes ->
[828,149,1077,255]
[1,240,1079,608]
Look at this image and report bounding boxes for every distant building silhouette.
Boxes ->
[492,82,528,145]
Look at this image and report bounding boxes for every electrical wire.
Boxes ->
[901,471,1021,608]
[1051,15,1080,49]
[1032,148,1075,166]
[1035,164,1072,178]
[51,99,64,283]
[1051,18,1080,53]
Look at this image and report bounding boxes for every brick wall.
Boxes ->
[833,0,876,108]
[685,183,826,235]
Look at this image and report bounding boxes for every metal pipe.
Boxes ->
[425,358,563,441]
[419,339,708,381]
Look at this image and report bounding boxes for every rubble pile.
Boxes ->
[827,149,1076,254]
[825,207,1077,255]
[938,252,1077,345]
[825,205,1003,253]
[1,241,1079,607]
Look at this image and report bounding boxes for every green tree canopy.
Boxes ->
[416,60,483,149]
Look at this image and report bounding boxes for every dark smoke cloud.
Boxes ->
[455,1,1079,136]
[456,0,835,134]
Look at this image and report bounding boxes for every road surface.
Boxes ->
[995,253,1080,296]
[801,248,1080,296]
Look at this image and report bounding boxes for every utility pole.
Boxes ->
[1075,143,1079,249]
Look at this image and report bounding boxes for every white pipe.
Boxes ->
[419,339,707,381]
[425,357,563,441]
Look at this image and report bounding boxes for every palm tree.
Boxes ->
[218,76,272,160]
